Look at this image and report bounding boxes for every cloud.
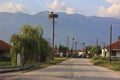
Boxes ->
[0,2,30,14]
[106,0,120,4]
[66,8,75,14]
[98,0,120,18]
[47,0,75,14]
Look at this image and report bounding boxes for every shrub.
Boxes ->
[92,56,102,60]
[92,56,108,60]
[110,63,120,71]
[93,60,104,65]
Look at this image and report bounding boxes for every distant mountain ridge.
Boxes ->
[0,11,120,48]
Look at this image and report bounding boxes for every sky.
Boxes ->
[0,0,120,18]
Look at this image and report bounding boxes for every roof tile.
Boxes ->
[105,40,120,50]
[0,40,11,50]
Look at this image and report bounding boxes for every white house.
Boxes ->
[102,40,120,58]
[78,50,86,58]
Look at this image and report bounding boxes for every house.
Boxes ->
[0,40,11,61]
[78,50,86,58]
[102,40,120,58]
[55,52,63,57]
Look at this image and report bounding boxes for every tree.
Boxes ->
[10,24,52,66]
[84,46,93,58]
[91,45,101,56]
[85,46,92,54]
[59,44,62,52]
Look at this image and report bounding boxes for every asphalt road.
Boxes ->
[1,58,120,80]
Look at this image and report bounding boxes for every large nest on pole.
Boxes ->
[48,12,58,18]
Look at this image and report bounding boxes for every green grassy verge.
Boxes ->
[25,57,69,72]
[91,56,120,71]
[0,61,11,67]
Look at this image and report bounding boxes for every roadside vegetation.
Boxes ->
[91,56,120,71]
[0,61,11,67]
[0,24,69,70]
[24,57,68,72]
[10,24,52,66]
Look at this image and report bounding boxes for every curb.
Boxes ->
[0,65,33,73]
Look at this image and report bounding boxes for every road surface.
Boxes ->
[0,58,120,80]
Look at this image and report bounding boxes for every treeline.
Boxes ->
[10,25,52,66]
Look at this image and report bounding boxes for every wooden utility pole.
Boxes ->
[82,42,85,50]
[66,36,69,57]
[109,24,112,63]
[96,38,98,47]
[72,37,75,57]
[67,36,69,49]
[103,42,106,57]
[48,12,58,60]
[96,38,98,55]
[75,42,78,51]
[72,37,75,50]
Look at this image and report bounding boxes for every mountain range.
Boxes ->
[0,11,120,49]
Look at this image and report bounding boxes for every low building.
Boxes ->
[0,40,11,61]
[78,50,86,58]
[102,40,120,58]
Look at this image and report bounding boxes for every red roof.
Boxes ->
[0,40,11,50]
[105,40,120,50]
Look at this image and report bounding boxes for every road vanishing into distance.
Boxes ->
[1,58,120,80]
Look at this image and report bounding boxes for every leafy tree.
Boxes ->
[85,46,92,54]
[91,45,101,56]
[10,24,52,66]
[59,44,62,52]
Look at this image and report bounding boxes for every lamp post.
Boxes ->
[48,12,58,60]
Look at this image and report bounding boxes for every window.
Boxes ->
[111,51,116,56]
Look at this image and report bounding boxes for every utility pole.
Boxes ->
[103,42,106,57]
[66,36,69,57]
[72,37,75,50]
[48,12,58,60]
[96,38,98,55]
[67,36,69,49]
[75,42,78,58]
[96,38,98,47]
[82,42,85,51]
[75,42,78,52]
[72,37,75,57]
[109,24,112,63]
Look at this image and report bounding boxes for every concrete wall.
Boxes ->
[117,51,120,57]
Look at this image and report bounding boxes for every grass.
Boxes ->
[0,57,69,73]
[91,56,120,71]
[24,57,69,72]
[0,61,12,67]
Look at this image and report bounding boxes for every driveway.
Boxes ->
[1,58,120,80]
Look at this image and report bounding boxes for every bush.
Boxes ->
[92,56,108,61]
[93,60,104,65]
[92,56,102,60]
[0,61,11,67]
[110,63,120,71]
